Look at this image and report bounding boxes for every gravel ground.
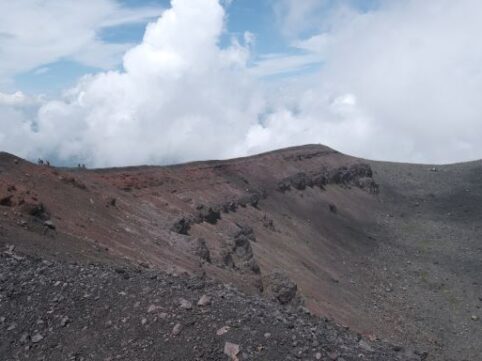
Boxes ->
[0,249,424,361]
[361,160,482,361]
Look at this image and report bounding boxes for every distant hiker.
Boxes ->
[38,159,44,165]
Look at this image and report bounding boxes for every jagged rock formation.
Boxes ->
[262,272,299,305]
[225,224,259,274]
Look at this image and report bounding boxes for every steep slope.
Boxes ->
[0,145,480,361]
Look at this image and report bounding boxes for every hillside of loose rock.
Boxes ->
[0,145,480,360]
[1,249,423,361]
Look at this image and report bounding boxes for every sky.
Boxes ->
[1,0,482,167]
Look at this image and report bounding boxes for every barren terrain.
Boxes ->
[0,145,480,360]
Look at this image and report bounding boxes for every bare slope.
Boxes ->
[0,145,480,360]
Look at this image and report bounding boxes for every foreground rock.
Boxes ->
[262,272,299,305]
[0,251,420,361]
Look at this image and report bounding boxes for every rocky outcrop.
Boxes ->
[171,206,221,236]
[221,189,266,212]
[196,205,221,224]
[357,176,379,193]
[312,174,328,189]
[171,206,222,235]
[195,238,211,263]
[233,224,256,243]
[262,272,298,305]
[237,192,261,208]
[172,191,265,235]
[171,217,192,235]
[278,172,314,192]
[277,163,378,193]
[329,163,379,192]
[220,224,260,274]
[222,201,238,213]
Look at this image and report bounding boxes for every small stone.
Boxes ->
[44,220,56,229]
[179,298,192,310]
[172,323,182,336]
[264,332,271,339]
[471,315,479,321]
[147,304,161,313]
[197,295,211,307]
[141,318,147,325]
[359,340,373,352]
[31,334,44,343]
[262,272,298,305]
[159,312,168,319]
[216,326,230,336]
[60,316,70,327]
[315,352,322,360]
[224,342,240,360]
[19,333,29,344]
[7,322,16,331]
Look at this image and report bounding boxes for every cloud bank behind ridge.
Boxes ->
[1,0,482,166]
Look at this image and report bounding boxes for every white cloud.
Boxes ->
[2,0,482,166]
[249,52,322,78]
[0,91,43,157]
[0,91,29,106]
[1,0,262,166]
[0,0,163,83]
[273,0,329,38]
[293,0,482,162]
[34,67,50,76]
[248,0,482,163]
[0,91,42,107]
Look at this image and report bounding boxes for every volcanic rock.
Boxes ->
[263,272,298,305]
[197,294,211,306]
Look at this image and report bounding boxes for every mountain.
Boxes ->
[0,145,480,361]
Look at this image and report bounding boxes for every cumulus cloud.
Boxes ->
[247,0,482,163]
[1,0,262,166]
[0,0,163,84]
[0,91,39,106]
[274,0,482,162]
[0,91,43,156]
[1,0,482,166]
